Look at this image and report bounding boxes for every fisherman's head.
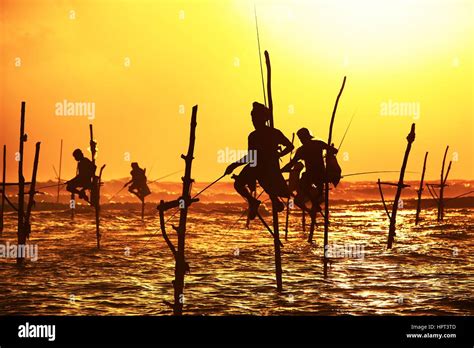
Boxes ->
[251,102,270,129]
[131,162,139,169]
[72,149,84,161]
[296,127,313,145]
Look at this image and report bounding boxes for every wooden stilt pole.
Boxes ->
[1,145,6,235]
[17,102,26,265]
[56,139,63,203]
[173,105,198,314]
[272,200,283,292]
[415,152,428,225]
[24,142,41,240]
[386,124,416,249]
[70,193,75,220]
[264,50,283,291]
[157,105,199,316]
[284,133,295,240]
[324,76,346,273]
[141,198,145,221]
[308,215,316,243]
[302,209,306,232]
[438,146,451,221]
[89,124,105,249]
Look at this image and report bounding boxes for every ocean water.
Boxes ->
[0,202,473,315]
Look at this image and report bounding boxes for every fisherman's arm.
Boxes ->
[224,137,253,175]
[278,131,294,157]
[281,149,302,172]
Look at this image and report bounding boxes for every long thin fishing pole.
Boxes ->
[337,109,357,151]
[254,3,267,106]
[36,181,67,190]
[342,170,418,178]
[192,174,226,200]
[148,169,182,184]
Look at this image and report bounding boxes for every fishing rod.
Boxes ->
[192,174,226,200]
[337,109,357,151]
[254,3,267,106]
[147,169,182,184]
[342,170,418,178]
[36,181,67,190]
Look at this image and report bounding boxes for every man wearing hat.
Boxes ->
[225,102,294,219]
[282,127,338,216]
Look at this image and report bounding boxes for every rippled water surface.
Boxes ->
[0,203,473,315]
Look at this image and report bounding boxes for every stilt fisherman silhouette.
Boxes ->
[66,149,95,204]
[124,162,151,201]
[225,102,294,219]
[282,127,339,217]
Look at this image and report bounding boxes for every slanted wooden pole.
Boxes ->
[415,152,428,225]
[17,102,26,265]
[56,139,63,203]
[24,142,41,240]
[438,146,451,221]
[324,76,346,273]
[387,124,416,249]
[1,145,6,234]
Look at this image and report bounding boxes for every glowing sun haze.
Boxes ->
[0,0,472,183]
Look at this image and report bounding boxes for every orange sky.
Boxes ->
[1,0,473,184]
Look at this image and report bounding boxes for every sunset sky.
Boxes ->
[1,0,472,183]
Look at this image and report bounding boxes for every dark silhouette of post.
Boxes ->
[57,139,63,203]
[386,124,416,249]
[70,193,75,220]
[24,142,41,240]
[89,124,105,249]
[1,145,6,234]
[415,152,428,225]
[302,209,306,232]
[265,50,283,292]
[438,146,451,221]
[157,105,199,315]
[17,102,26,265]
[284,133,295,240]
[323,76,346,273]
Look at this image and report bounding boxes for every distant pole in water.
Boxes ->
[141,198,145,221]
[157,105,199,315]
[57,139,63,203]
[1,145,6,235]
[415,152,428,225]
[438,146,451,221]
[323,76,347,274]
[17,102,26,265]
[380,123,416,249]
